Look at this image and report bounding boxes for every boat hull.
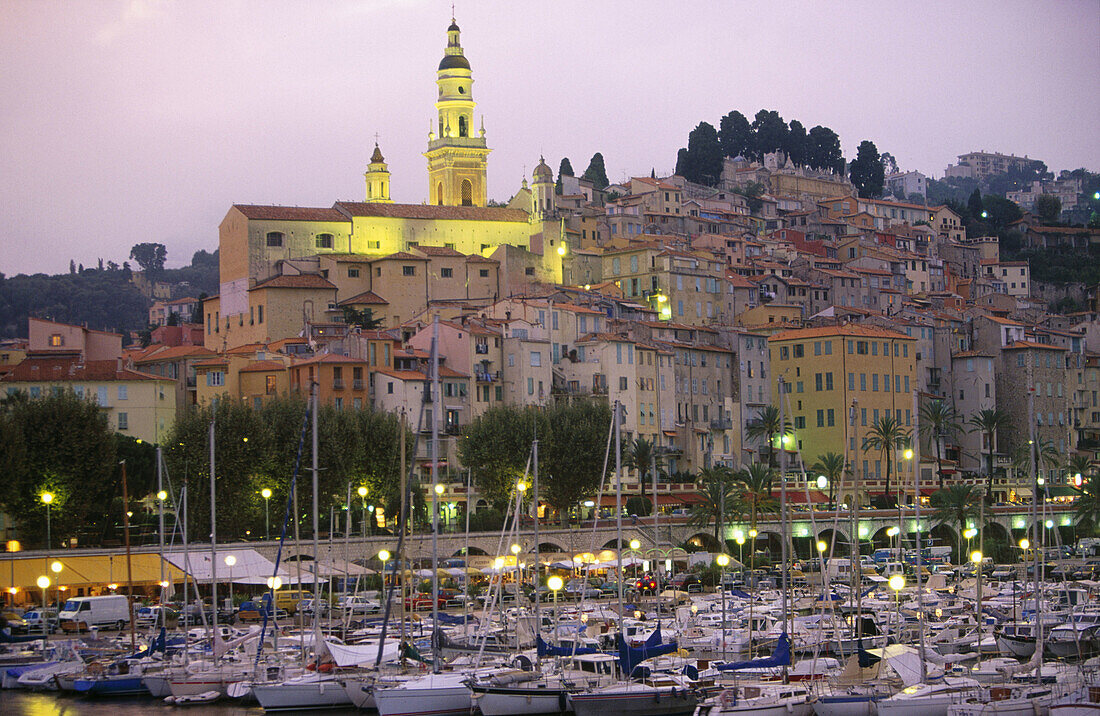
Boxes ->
[815,696,879,716]
[572,689,698,716]
[72,675,149,696]
[474,684,570,715]
[253,678,353,712]
[374,685,472,716]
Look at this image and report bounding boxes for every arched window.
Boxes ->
[458,115,468,137]
[437,183,444,206]
[461,179,473,206]
[265,231,284,248]
[315,233,334,249]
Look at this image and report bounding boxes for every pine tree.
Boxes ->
[555,157,574,195]
[582,153,609,190]
[848,140,885,198]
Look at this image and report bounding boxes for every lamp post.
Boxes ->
[36,576,49,629]
[40,492,53,577]
[889,573,905,643]
[357,486,367,536]
[716,553,730,659]
[816,474,829,509]
[547,575,563,642]
[1017,538,1029,620]
[224,555,236,611]
[378,550,391,589]
[434,484,446,532]
[261,488,272,539]
[6,540,20,609]
[887,525,901,564]
[511,543,522,606]
[735,532,745,570]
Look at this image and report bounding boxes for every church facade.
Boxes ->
[207,19,563,351]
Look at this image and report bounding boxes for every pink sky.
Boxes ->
[2,0,1098,275]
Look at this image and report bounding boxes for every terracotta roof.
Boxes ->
[769,325,912,342]
[339,290,388,306]
[233,204,348,222]
[465,254,499,264]
[375,366,469,380]
[239,360,287,373]
[251,274,337,291]
[292,353,369,366]
[193,358,229,367]
[133,345,215,363]
[334,202,529,223]
[952,350,994,359]
[376,251,429,262]
[414,245,465,257]
[2,357,169,383]
[1003,341,1066,351]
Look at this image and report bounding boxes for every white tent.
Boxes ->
[163,549,320,585]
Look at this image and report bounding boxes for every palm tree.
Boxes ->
[1073,473,1100,535]
[734,461,779,532]
[624,436,658,506]
[967,409,1010,498]
[920,400,963,490]
[862,415,911,507]
[744,406,792,469]
[1067,455,1095,484]
[1011,439,1060,485]
[929,484,982,562]
[811,452,846,509]
[688,466,737,547]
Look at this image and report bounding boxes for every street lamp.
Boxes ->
[889,574,905,642]
[224,555,236,610]
[972,549,984,658]
[261,488,272,539]
[40,492,53,575]
[735,532,746,566]
[36,575,49,630]
[547,575,563,636]
[716,553,730,657]
[378,550,391,588]
[963,528,978,558]
[434,484,446,532]
[357,486,368,536]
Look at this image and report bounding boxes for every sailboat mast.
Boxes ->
[912,388,926,681]
[1027,378,1042,682]
[615,400,624,637]
[430,315,441,674]
[209,413,218,645]
[157,446,165,602]
[532,435,540,634]
[311,381,321,633]
[778,377,789,643]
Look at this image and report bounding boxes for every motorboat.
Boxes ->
[877,677,983,716]
[696,682,815,716]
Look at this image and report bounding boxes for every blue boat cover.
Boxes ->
[537,635,599,657]
[716,632,790,671]
[616,624,678,675]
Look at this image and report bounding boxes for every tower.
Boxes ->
[364,143,393,203]
[424,19,490,207]
[531,156,554,221]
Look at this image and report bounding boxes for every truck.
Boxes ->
[58,595,131,632]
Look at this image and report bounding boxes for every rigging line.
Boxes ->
[254,404,312,669]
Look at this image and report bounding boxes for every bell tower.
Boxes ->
[424,18,490,207]
[364,142,393,203]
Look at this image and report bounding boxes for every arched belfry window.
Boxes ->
[437,183,445,206]
[461,180,473,206]
[458,115,468,137]
[266,231,284,247]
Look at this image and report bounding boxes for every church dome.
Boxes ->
[533,156,553,181]
[438,54,471,71]
[448,20,460,31]
[370,143,385,164]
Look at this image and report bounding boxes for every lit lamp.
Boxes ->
[434,483,445,496]
[1076,473,1083,487]
[816,540,827,554]
[716,552,730,655]
[266,576,282,591]
[1019,538,1030,550]
[1045,520,1054,530]
[888,573,905,639]
[516,480,528,493]
[629,539,641,551]
[557,243,567,257]
[547,575,563,626]
[107,583,118,591]
[971,550,983,565]
[735,532,745,564]
[816,475,827,489]
[41,492,54,558]
[261,488,273,539]
[224,555,236,608]
[36,576,49,623]
[378,550,391,586]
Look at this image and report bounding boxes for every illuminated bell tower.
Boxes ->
[424,18,490,207]
[364,143,393,203]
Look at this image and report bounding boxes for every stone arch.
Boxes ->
[454,546,489,556]
[458,115,468,137]
[682,532,721,553]
[461,179,473,206]
[602,538,627,550]
[755,530,784,559]
[929,523,958,558]
[983,521,1009,544]
[870,527,894,551]
[817,527,850,556]
[537,542,565,554]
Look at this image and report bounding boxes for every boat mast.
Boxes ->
[1028,378,1042,683]
[121,459,137,652]
[532,432,540,640]
[157,446,166,603]
[778,375,790,682]
[614,400,624,640]
[209,412,218,648]
[911,388,926,681]
[311,381,321,639]
[430,315,442,675]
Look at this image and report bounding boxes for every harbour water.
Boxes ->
[0,690,359,715]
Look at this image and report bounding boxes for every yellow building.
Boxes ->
[213,19,563,343]
[1,355,177,443]
[768,325,917,505]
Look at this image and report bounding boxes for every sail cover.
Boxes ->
[716,632,791,671]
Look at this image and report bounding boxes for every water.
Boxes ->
[0,690,360,715]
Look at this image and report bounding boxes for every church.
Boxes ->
[206,19,564,351]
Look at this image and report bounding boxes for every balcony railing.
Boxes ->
[353,379,365,391]
[475,344,489,354]
[333,379,345,390]
[710,417,733,430]
[475,371,499,382]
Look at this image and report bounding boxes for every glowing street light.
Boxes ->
[50,560,62,574]
[816,540,828,553]
[1019,538,1030,550]
[516,481,528,493]
[549,576,564,619]
[510,543,521,555]
[971,550,983,564]
[816,475,828,490]
[261,488,273,539]
[224,554,237,607]
[434,483,445,496]
[266,576,282,591]
[629,539,641,551]
[889,574,905,591]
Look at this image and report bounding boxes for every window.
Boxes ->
[265,231,284,247]
[387,382,394,394]
[793,344,804,358]
[815,373,823,391]
[258,305,264,323]
[856,341,868,355]
[118,412,128,430]
[525,267,535,276]
[816,410,824,428]
[872,374,879,391]
[334,397,343,411]
[814,341,821,356]
[348,266,360,278]
[780,346,789,360]
[49,334,63,347]
[207,371,224,387]
[530,351,542,367]
[827,409,835,427]
[860,373,867,391]
[315,233,334,249]
[402,265,416,276]
[619,376,628,391]
[527,377,534,395]
[461,179,473,206]
[440,267,453,278]
[266,375,277,394]
[117,385,128,400]
[479,269,489,278]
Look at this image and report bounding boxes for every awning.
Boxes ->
[920,488,937,496]
[0,553,185,591]
[1046,485,1077,497]
[773,491,827,504]
[662,431,678,437]
[1015,488,1033,498]
[164,549,320,585]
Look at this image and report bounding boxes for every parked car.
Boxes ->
[297,598,330,617]
[2,609,29,634]
[21,608,59,633]
[135,605,177,628]
[337,595,381,614]
[633,574,659,595]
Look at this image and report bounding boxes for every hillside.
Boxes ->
[0,249,219,339]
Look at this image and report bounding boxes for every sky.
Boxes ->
[2,0,1098,276]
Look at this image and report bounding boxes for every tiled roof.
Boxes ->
[339,290,388,306]
[334,202,529,223]
[2,357,168,382]
[239,360,287,373]
[414,245,465,257]
[769,325,912,341]
[133,345,215,363]
[1003,341,1066,351]
[291,353,369,366]
[377,251,429,261]
[233,205,348,222]
[251,274,337,291]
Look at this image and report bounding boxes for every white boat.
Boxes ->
[165,689,221,706]
[16,658,84,691]
[877,678,983,716]
[252,671,354,712]
[1051,680,1100,716]
[372,672,472,716]
[570,673,699,716]
[696,683,814,716]
[948,684,1058,716]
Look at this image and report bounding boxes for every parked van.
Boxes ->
[58,595,131,632]
[273,589,311,615]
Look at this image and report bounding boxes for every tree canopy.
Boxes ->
[675,122,723,186]
[582,153,609,190]
[848,140,886,198]
[129,242,168,277]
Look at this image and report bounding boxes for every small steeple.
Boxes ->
[364,141,392,204]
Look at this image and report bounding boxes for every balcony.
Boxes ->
[444,424,461,435]
[474,343,489,355]
[332,379,345,390]
[710,417,733,430]
[475,371,499,382]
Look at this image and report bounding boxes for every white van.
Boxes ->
[58,595,131,632]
